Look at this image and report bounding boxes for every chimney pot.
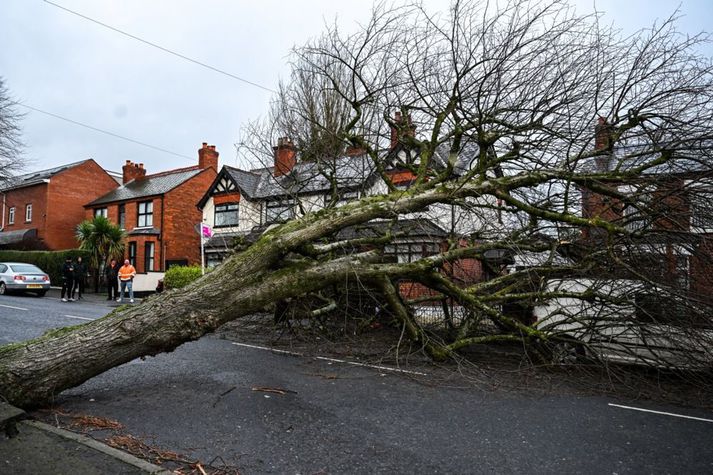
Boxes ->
[122,159,146,184]
[198,142,219,170]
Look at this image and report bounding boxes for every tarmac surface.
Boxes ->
[0,402,168,475]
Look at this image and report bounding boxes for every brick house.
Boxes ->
[86,143,218,290]
[579,118,713,307]
[0,160,120,250]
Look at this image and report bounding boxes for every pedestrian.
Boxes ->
[105,258,119,301]
[60,257,75,302]
[71,256,87,300]
[118,259,137,303]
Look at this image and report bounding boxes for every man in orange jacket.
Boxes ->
[118,259,137,303]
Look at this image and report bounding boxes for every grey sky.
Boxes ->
[1,0,711,175]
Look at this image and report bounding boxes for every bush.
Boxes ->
[0,249,92,285]
[163,265,203,290]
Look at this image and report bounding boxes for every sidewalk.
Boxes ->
[47,287,141,306]
[0,402,168,474]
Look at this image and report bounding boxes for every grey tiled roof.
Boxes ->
[0,160,90,192]
[88,168,203,205]
[225,154,378,200]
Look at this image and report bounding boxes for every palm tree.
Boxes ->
[76,216,126,292]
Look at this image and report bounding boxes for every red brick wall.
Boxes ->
[162,168,216,268]
[125,235,161,273]
[47,160,119,250]
[1,183,49,247]
[213,192,241,205]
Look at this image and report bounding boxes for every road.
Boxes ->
[2,292,713,473]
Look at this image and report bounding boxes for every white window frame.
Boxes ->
[94,207,108,218]
[686,179,713,233]
[25,204,32,222]
[214,202,239,227]
[137,200,153,228]
[8,207,15,225]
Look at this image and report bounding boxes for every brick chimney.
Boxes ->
[122,160,146,184]
[594,116,613,172]
[273,137,297,176]
[198,142,219,170]
[390,112,415,149]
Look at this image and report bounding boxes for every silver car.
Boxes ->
[0,262,51,297]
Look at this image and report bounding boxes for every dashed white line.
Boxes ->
[608,403,713,423]
[62,314,95,321]
[231,342,428,376]
[0,303,28,311]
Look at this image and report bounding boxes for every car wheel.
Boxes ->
[551,340,586,365]
[0,282,6,295]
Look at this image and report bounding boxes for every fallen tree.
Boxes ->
[2,0,713,408]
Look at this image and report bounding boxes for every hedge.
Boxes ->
[0,249,92,285]
[163,265,203,290]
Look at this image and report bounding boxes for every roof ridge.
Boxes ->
[142,165,200,179]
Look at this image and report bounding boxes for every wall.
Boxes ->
[1,183,49,247]
[163,168,216,266]
[47,160,119,250]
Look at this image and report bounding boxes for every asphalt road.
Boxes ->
[2,292,713,473]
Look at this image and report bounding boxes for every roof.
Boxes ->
[227,154,378,200]
[0,228,37,246]
[88,167,204,206]
[0,160,90,192]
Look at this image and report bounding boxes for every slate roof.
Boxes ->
[224,154,378,200]
[0,160,90,192]
[88,167,204,206]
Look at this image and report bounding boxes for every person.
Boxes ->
[105,258,119,301]
[118,259,137,303]
[71,256,87,300]
[60,257,75,302]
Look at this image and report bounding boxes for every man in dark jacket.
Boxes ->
[60,257,74,302]
[105,258,119,301]
[71,256,87,300]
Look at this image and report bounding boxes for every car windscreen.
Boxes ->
[8,264,43,274]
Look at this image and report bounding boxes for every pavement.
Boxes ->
[46,286,142,306]
[0,402,169,475]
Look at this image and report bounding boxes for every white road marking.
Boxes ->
[608,403,713,423]
[62,314,95,321]
[231,342,428,376]
[0,303,28,311]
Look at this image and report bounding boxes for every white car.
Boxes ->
[0,262,51,297]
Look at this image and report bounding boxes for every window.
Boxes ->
[265,200,294,224]
[94,207,108,218]
[8,207,14,225]
[690,187,713,231]
[137,201,153,227]
[214,203,239,227]
[144,242,155,272]
[384,242,440,263]
[25,204,32,222]
[118,204,126,229]
[128,242,137,267]
[325,191,359,208]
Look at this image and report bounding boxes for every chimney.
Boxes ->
[345,144,365,157]
[273,137,297,176]
[390,112,415,149]
[594,116,613,172]
[122,160,146,184]
[198,142,219,170]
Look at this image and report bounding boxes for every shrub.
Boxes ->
[0,249,92,285]
[163,265,203,290]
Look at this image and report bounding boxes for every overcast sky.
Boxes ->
[1,0,711,175]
